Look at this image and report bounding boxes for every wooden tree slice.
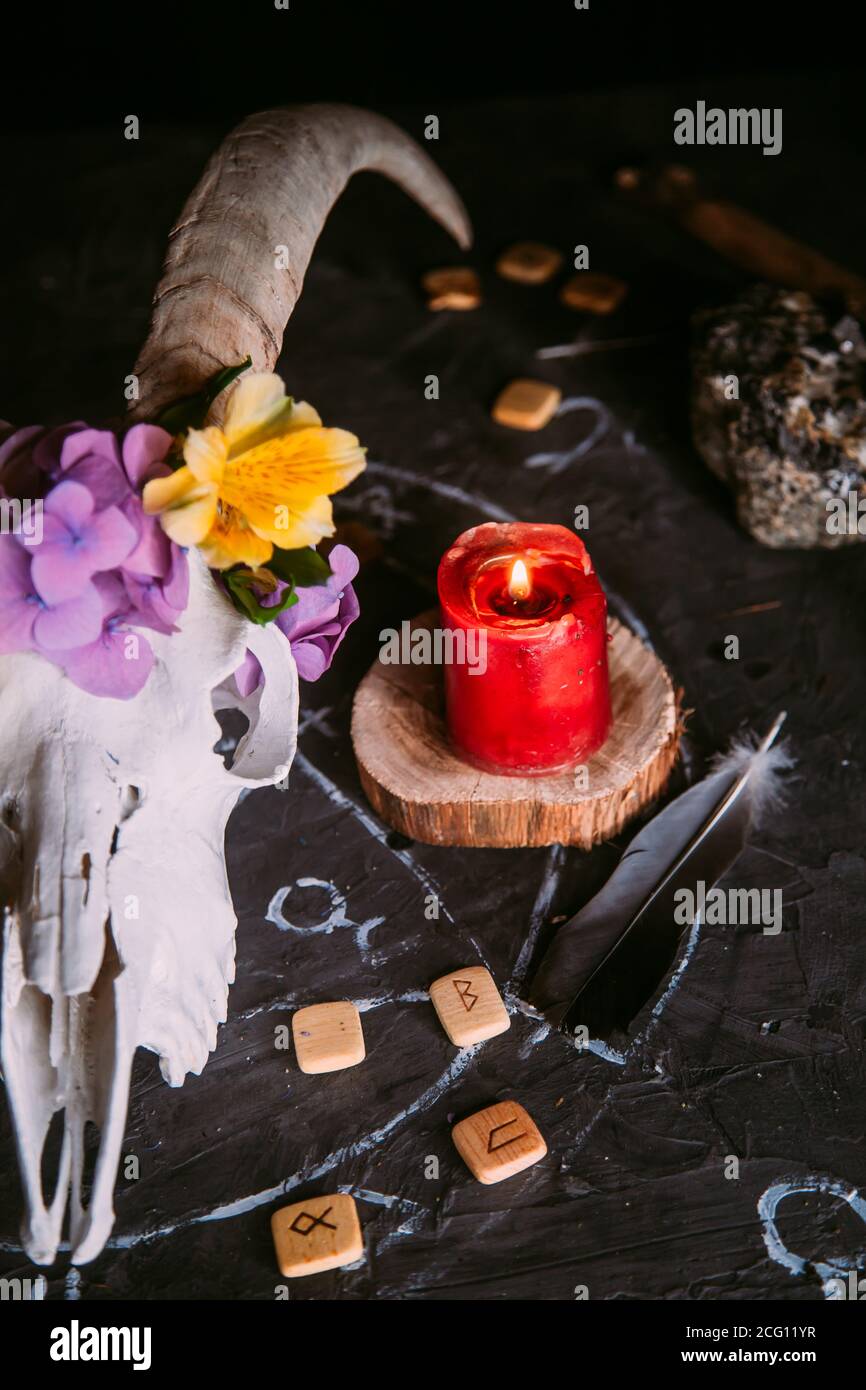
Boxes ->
[351,610,682,848]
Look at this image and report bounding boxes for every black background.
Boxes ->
[3,0,860,128]
[2,0,866,1307]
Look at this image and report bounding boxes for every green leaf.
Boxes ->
[155,356,253,436]
[223,568,298,626]
[267,545,332,588]
[201,357,254,408]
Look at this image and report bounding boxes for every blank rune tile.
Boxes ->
[292,1001,366,1074]
[492,378,562,430]
[422,266,481,310]
[429,966,511,1046]
[496,241,563,284]
[271,1193,364,1278]
[559,271,628,314]
[452,1101,547,1184]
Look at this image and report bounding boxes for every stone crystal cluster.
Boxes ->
[691,285,866,548]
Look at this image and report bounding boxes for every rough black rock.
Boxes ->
[692,285,866,548]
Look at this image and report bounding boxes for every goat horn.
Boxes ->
[130,104,472,420]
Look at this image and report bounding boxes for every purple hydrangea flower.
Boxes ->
[27,479,137,603]
[232,543,360,694]
[39,422,180,584]
[0,537,103,654]
[0,422,188,699]
[59,574,156,699]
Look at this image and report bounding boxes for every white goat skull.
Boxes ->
[0,104,469,1266]
[1,556,297,1264]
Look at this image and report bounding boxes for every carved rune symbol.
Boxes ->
[290,1206,337,1237]
[453,978,479,1012]
[487,1117,526,1153]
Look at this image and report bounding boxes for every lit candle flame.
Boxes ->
[508,557,531,602]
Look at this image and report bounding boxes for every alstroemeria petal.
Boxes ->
[251,493,335,549]
[219,428,364,545]
[183,426,228,484]
[142,467,194,513]
[226,395,323,457]
[283,401,322,432]
[197,510,273,570]
[223,373,287,443]
[143,468,218,546]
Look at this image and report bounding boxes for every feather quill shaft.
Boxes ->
[531,712,790,1041]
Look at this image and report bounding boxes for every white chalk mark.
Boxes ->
[585,1039,627,1066]
[298,704,338,740]
[133,1045,481,1245]
[649,915,703,1025]
[337,1188,421,1211]
[510,843,568,990]
[536,333,668,360]
[365,460,514,522]
[355,990,429,1012]
[237,989,429,1022]
[266,876,385,953]
[505,993,548,1023]
[518,1023,552,1059]
[0,1047,484,1258]
[375,1209,430,1248]
[525,398,611,474]
[580,914,704,1070]
[292,749,454,925]
[759,1177,866,1298]
[336,479,415,538]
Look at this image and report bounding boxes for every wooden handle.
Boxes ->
[681,199,866,306]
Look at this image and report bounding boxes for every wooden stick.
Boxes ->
[617,164,866,309]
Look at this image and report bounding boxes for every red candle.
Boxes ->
[437,522,611,775]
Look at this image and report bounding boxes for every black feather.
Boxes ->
[531,713,790,1043]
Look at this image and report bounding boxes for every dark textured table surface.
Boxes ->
[2,76,865,1301]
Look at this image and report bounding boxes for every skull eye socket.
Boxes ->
[213,709,250,770]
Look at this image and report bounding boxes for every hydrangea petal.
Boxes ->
[122,424,173,488]
[63,457,129,509]
[31,543,98,603]
[60,625,154,699]
[60,428,122,473]
[0,538,39,653]
[88,506,138,568]
[232,648,264,697]
[44,479,95,530]
[32,584,103,650]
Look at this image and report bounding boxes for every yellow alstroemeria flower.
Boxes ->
[142,373,366,569]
